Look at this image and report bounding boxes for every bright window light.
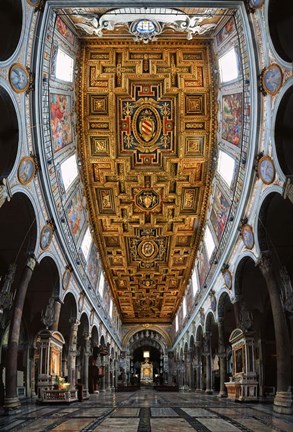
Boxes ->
[60,154,78,191]
[98,272,105,296]
[81,227,92,260]
[204,226,215,260]
[175,315,179,332]
[183,297,187,318]
[109,299,113,318]
[192,269,199,296]
[217,150,235,187]
[56,48,74,82]
[219,47,238,83]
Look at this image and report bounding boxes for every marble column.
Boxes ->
[4,256,37,411]
[52,299,62,331]
[217,319,226,398]
[195,342,202,392]
[68,319,79,391]
[257,253,292,414]
[82,333,90,398]
[204,333,212,394]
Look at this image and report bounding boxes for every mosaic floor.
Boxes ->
[0,388,292,431]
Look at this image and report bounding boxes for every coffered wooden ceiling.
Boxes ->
[77,17,218,323]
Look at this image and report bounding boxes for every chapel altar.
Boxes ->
[140,359,153,384]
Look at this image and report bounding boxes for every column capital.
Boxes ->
[256,252,272,276]
[26,255,37,271]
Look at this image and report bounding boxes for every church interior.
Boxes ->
[0,0,293,431]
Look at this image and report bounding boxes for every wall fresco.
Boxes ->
[50,93,73,152]
[216,17,236,46]
[65,189,85,241]
[87,243,99,290]
[198,245,209,287]
[222,93,243,146]
[56,16,75,46]
[210,186,230,241]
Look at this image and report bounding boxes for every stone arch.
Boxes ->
[274,85,293,175]
[0,85,19,178]
[0,0,23,62]
[268,0,293,62]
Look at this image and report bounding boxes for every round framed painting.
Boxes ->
[18,156,36,185]
[241,224,254,250]
[9,63,30,94]
[26,0,42,7]
[262,64,283,96]
[40,223,53,250]
[258,155,275,185]
[62,267,71,290]
[222,269,232,290]
[249,0,264,8]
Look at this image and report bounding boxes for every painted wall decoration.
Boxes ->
[65,189,85,241]
[9,63,30,94]
[40,223,53,250]
[222,93,243,146]
[18,156,36,185]
[56,16,75,46]
[216,17,235,46]
[261,64,283,96]
[198,245,209,287]
[241,224,254,250]
[87,243,99,290]
[210,186,230,241]
[258,155,275,185]
[50,93,73,152]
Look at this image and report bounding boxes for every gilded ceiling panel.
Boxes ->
[78,39,216,323]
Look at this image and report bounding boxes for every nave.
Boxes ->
[0,388,292,432]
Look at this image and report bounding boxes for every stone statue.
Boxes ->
[41,297,55,329]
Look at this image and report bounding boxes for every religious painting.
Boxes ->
[222,269,232,290]
[78,292,85,313]
[26,0,42,6]
[210,186,230,241]
[198,245,209,287]
[216,18,236,46]
[40,223,53,250]
[18,156,36,185]
[241,224,254,250]
[62,267,71,290]
[87,243,99,290]
[50,93,73,152]
[65,189,85,241]
[55,16,75,46]
[262,64,283,96]
[222,93,243,146]
[9,63,30,94]
[234,347,244,374]
[258,155,275,185]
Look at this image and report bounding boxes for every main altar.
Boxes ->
[140,359,153,384]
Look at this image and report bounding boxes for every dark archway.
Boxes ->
[0,86,19,179]
[268,1,293,62]
[275,86,293,175]
[0,0,22,61]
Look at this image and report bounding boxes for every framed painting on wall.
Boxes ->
[262,64,283,96]
[9,63,30,94]
[241,224,254,250]
[18,156,36,185]
[258,155,275,185]
[40,223,53,250]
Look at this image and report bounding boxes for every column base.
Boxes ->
[4,397,21,414]
[217,391,227,398]
[205,389,213,395]
[273,391,293,414]
[195,388,203,393]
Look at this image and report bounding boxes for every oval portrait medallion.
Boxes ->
[132,105,161,147]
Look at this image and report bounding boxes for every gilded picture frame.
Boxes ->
[9,63,30,94]
[258,155,275,185]
[222,269,232,290]
[262,64,283,96]
[62,267,71,290]
[241,224,254,250]
[40,223,53,250]
[18,156,36,185]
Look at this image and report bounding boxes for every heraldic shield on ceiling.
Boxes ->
[78,39,216,323]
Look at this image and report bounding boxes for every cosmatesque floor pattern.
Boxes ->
[0,388,292,432]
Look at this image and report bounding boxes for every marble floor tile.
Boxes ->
[51,418,94,431]
[197,418,242,431]
[23,418,59,431]
[235,417,278,431]
[111,407,140,417]
[72,407,112,417]
[151,407,178,417]
[92,418,140,431]
[150,418,195,431]
[181,407,218,417]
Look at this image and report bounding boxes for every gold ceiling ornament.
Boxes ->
[78,38,217,323]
